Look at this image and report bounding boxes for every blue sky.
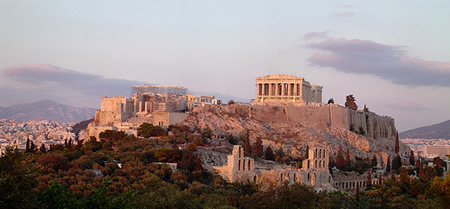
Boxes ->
[1,0,450,131]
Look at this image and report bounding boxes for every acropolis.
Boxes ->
[253,74,322,104]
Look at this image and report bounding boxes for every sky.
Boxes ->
[1,0,449,132]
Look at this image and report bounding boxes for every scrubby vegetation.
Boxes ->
[1,124,449,209]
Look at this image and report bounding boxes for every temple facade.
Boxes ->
[254,74,322,104]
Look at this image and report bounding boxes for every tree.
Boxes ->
[409,150,415,166]
[39,143,46,153]
[417,160,425,179]
[228,100,235,105]
[395,132,399,154]
[251,137,264,157]
[345,147,351,167]
[386,156,391,173]
[371,154,378,169]
[305,144,309,159]
[366,169,372,190]
[433,156,444,177]
[26,137,31,153]
[244,130,251,156]
[345,94,358,110]
[363,104,369,112]
[356,183,360,202]
[336,145,345,170]
[392,154,402,173]
[327,98,334,104]
[264,147,275,161]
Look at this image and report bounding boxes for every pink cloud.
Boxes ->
[303,31,329,40]
[307,38,450,87]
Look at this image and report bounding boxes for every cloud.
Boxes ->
[306,38,450,87]
[335,12,355,17]
[1,64,142,107]
[303,31,329,40]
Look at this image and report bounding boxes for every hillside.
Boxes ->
[182,104,409,164]
[0,100,96,123]
[399,120,450,139]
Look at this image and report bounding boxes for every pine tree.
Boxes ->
[264,147,275,161]
[345,94,358,110]
[395,132,399,154]
[409,150,415,166]
[371,154,377,169]
[336,145,345,170]
[386,156,391,173]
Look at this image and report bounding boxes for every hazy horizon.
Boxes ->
[1,1,450,132]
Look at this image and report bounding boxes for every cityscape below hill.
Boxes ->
[0,100,96,123]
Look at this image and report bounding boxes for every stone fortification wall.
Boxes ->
[193,104,396,142]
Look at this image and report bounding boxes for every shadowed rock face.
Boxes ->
[183,104,409,165]
[0,100,95,123]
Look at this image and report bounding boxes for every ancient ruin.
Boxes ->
[254,74,322,104]
[86,85,216,139]
[214,145,335,191]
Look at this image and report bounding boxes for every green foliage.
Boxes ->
[264,146,275,161]
[241,182,317,209]
[138,123,167,138]
[0,146,39,209]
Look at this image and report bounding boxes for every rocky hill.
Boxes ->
[399,120,450,139]
[182,104,410,165]
[0,100,96,123]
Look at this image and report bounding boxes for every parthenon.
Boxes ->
[254,74,323,104]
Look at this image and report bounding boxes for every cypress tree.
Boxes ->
[366,169,372,190]
[26,137,30,153]
[409,150,415,166]
[244,130,251,156]
[386,156,391,173]
[39,143,46,153]
[345,147,351,168]
[395,132,399,154]
[356,183,360,202]
[336,145,345,170]
[251,137,263,157]
[371,154,378,169]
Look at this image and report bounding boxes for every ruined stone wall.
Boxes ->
[194,104,396,142]
[152,111,189,127]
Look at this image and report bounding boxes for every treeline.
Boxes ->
[0,123,449,209]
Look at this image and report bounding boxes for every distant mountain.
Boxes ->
[399,120,450,139]
[0,100,96,123]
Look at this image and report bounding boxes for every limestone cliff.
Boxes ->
[183,104,409,166]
